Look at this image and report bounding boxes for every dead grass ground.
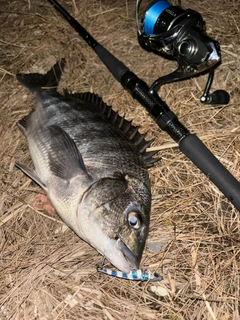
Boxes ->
[0,0,240,319]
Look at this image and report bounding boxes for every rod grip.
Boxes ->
[179,134,240,210]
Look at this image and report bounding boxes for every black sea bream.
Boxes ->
[16,61,158,273]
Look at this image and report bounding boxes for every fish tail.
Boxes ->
[16,60,65,94]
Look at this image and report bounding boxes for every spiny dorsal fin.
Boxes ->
[66,91,160,167]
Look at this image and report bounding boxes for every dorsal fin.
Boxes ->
[64,91,160,167]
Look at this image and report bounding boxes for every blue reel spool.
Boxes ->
[143,0,172,35]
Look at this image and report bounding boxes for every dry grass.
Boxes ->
[0,0,240,319]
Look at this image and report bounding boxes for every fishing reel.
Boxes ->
[136,0,230,105]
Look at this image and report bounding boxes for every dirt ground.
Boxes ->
[0,0,240,319]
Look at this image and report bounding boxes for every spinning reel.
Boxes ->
[136,0,230,104]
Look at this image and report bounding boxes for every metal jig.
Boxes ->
[98,268,163,281]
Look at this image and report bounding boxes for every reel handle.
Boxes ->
[200,69,230,105]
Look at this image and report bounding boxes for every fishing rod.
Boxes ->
[46,0,240,211]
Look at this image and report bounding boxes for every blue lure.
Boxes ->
[98,268,163,281]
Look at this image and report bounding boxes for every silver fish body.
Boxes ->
[16,61,158,273]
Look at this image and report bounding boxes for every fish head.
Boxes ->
[77,174,151,273]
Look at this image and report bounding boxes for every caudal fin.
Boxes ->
[16,60,65,94]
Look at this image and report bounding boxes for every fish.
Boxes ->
[16,60,159,274]
[97,268,163,281]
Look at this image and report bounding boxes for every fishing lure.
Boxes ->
[98,268,163,281]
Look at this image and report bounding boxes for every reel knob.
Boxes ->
[200,90,230,105]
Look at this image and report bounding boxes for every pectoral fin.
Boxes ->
[47,125,91,181]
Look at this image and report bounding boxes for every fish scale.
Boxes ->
[16,60,159,274]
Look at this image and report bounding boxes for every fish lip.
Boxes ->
[116,238,140,270]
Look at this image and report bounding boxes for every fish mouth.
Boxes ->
[116,238,140,271]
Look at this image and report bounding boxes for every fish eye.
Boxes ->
[128,211,142,229]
